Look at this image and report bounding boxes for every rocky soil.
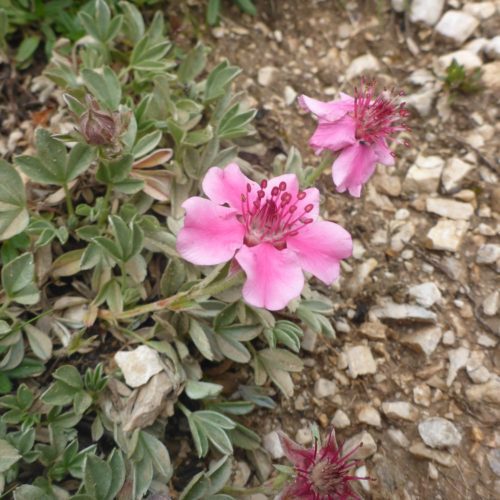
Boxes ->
[202,0,500,498]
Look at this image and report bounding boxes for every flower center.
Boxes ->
[309,459,345,494]
[240,180,313,249]
[352,79,410,147]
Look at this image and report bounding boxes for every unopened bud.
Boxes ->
[79,96,119,146]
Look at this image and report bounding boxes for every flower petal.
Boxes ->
[202,163,258,210]
[299,94,355,121]
[235,244,304,310]
[373,139,395,166]
[332,142,377,197]
[309,115,357,153]
[278,431,314,470]
[177,197,245,265]
[287,221,352,284]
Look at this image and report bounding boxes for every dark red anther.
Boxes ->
[297,191,306,200]
[288,230,299,237]
[247,183,252,192]
[303,218,313,224]
[304,204,314,213]
[241,194,246,202]
[260,179,268,189]
[271,186,279,196]
[289,206,297,213]
[279,181,287,191]
[257,190,265,199]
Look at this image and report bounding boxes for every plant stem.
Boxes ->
[305,152,333,186]
[98,184,112,227]
[63,183,75,217]
[99,270,245,321]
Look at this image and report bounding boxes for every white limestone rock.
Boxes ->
[426,219,469,252]
[371,301,437,323]
[426,197,474,220]
[313,378,337,399]
[463,1,497,20]
[437,50,482,75]
[408,282,442,308]
[257,66,278,87]
[345,54,380,80]
[485,36,500,59]
[442,157,475,192]
[482,62,500,90]
[466,350,491,384]
[387,428,410,448]
[343,431,377,459]
[403,155,444,193]
[406,88,438,117]
[435,10,479,45]
[477,244,500,264]
[446,347,470,386]
[331,409,351,429]
[401,326,443,357]
[382,401,419,422]
[483,291,499,317]
[345,345,377,378]
[115,345,164,388]
[418,417,462,448]
[409,0,445,25]
[357,405,382,427]
[391,0,406,13]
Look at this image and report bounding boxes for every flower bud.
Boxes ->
[79,96,119,146]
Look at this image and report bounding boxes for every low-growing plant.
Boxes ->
[443,58,483,99]
[0,0,410,497]
[206,0,257,26]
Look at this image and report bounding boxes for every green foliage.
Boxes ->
[0,0,90,67]
[443,59,483,97]
[0,1,340,497]
[206,0,257,26]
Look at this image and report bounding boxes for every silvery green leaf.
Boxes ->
[84,455,112,500]
[120,1,145,43]
[141,431,173,481]
[178,43,208,84]
[1,253,39,305]
[0,438,21,473]
[133,454,153,499]
[179,471,209,500]
[132,130,162,159]
[259,348,303,372]
[0,159,29,241]
[215,334,250,363]
[207,455,232,494]
[204,61,241,102]
[189,320,214,361]
[185,380,223,400]
[81,67,121,110]
[227,424,260,451]
[106,448,126,499]
[24,325,52,361]
[13,485,52,500]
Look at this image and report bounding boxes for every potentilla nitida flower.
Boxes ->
[278,428,369,500]
[78,95,120,146]
[176,163,352,310]
[300,79,410,197]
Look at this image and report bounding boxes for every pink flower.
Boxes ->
[300,80,410,197]
[278,428,369,500]
[176,163,352,311]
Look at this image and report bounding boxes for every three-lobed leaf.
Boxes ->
[0,159,29,240]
